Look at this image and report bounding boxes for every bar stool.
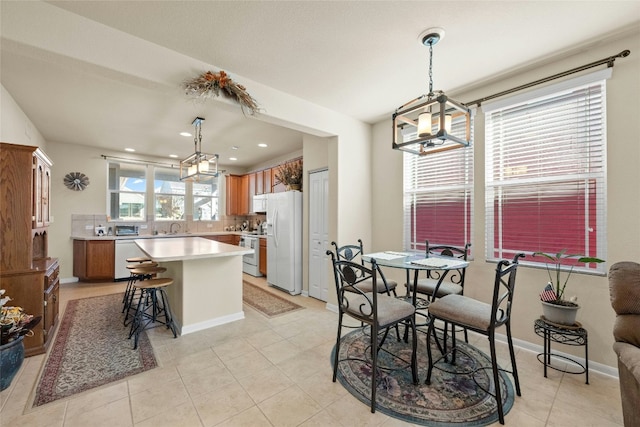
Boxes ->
[122,261,159,308]
[129,277,177,349]
[123,266,167,325]
[126,256,152,263]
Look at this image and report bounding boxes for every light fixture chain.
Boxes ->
[428,42,434,96]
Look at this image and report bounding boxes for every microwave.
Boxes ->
[252,194,267,213]
[115,225,139,236]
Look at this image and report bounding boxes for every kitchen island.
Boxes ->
[134,237,253,335]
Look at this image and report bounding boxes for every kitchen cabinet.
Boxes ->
[259,238,267,276]
[263,169,272,194]
[225,174,250,215]
[73,239,115,281]
[271,167,286,193]
[204,234,241,245]
[43,261,60,344]
[0,143,59,356]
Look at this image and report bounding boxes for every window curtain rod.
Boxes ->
[100,154,228,174]
[101,154,179,168]
[465,49,630,107]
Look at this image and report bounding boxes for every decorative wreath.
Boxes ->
[63,172,90,191]
[183,70,259,115]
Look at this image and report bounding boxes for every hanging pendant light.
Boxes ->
[392,28,471,156]
[180,117,219,181]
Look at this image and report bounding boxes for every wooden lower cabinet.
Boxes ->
[73,239,115,281]
[0,258,59,356]
[203,234,241,245]
[259,238,267,276]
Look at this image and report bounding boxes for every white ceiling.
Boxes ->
[2,1,639,168]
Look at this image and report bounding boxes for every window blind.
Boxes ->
[484,70,608,271]
[403,118,474,253]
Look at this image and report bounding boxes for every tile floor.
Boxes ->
[0,275,624,426]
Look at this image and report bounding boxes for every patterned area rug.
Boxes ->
[333,329,514,426]
[242,281,304,317]
[33,293,157,407]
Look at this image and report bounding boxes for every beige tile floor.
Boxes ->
[0,275,624,426]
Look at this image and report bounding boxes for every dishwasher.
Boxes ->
[114,240,147,280]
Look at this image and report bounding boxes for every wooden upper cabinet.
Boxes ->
[271,167,286,193]
[249,172,257,196]
[225,174,250,216]
[263,169,272,194]
[255,170,264,195]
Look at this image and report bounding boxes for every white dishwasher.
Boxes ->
[114,240,147,280]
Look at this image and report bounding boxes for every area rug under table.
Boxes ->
[33,293,157,407]
[333,328,515,426]
[242,281,304,317]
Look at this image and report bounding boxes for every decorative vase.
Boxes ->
[0,336,25,391]
[287,183,301,191]
[541,301,580,326]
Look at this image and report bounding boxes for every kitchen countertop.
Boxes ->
[71,231,267,241]
[134,237,253,262]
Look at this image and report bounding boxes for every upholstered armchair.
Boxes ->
[608,261,640,427]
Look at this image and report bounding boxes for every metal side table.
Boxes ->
[534,317,589,384]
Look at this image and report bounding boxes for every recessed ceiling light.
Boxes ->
[231,146,239,150]
[125,148,135,152]
[258,143,268,148]
[169,154,178,158]
[229,157,238,161]
[180,132,192,137]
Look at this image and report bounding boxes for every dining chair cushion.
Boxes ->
[346,278,398,294]
[344,293,415,327]
[428,294,492,331]
[406,278,463,298]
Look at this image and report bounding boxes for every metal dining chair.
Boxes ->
[331,239,398,296]
[405,241,471,342]
[425,253,525,425]
[327,250,418,413]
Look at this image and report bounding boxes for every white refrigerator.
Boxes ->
[266,191,302,295]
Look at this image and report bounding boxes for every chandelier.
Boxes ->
[392,28,471,155]
[180,117,219,181]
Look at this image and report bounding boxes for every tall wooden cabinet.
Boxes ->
[0,143,59,356]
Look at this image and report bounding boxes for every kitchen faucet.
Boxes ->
[170,222,181,234]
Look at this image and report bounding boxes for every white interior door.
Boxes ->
[308,169,329,301]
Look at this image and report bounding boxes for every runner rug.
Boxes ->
[242,281,304,317]
[333,329,514,426]
[32,293,157,407]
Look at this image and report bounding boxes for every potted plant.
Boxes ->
[0,289,41,390]
[533,249,605,325]
[274,161,303,191]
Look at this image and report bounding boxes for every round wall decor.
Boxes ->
[63,172,90,191]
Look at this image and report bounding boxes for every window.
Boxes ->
[403,117,474,252]
[193,180,219,221]
[154,167,185,220]
[108,162,146,220]
[484,69,609,271]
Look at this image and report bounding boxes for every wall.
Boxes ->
[1,85,47,148]
[371,30,640,370]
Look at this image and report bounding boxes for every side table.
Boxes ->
[533,317,589,384]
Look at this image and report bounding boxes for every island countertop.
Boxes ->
[135,236,252,262]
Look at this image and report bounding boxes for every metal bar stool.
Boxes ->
[126,256,152,263]
[129,277,177,349]
[123,262,159,312]
[123,265,166,325]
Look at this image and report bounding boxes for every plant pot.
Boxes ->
[287,184,301,191]
[0,336,25,391]
[541,300,580,326]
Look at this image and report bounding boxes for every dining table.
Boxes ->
[362,250,470,309]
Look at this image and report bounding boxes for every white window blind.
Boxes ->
[484,69,608,271]
[403,117,474,253]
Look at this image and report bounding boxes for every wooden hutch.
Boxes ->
[0,142,59,356]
